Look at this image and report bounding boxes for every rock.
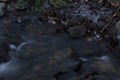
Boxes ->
[67,25,86,38]
[50,48,79,71]
[16,42,49,59]
[0,3,5,17]
[94,60,117,75]
[77,59,118,80]
[51,48,74,62]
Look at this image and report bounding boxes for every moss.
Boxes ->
[16,0,66,12]
[16,0,27,9]
[48,0,66,8]
[34,0,43,12]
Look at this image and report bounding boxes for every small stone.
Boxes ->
[67,25,86,38]
[0,3,5,17]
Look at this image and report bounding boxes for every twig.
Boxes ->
[100,6,120,33]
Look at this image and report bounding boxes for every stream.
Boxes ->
[0,0,120,80]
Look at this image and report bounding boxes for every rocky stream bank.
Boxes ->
[0,0,120,80]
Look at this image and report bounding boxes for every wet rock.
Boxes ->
[76,59,118,80]
[0,3,5,17]
[16,42,49,59]
[51,48,74,62]
[50,48,79,71]
[67,25,86,38]
[93,60,117,75]
[76,54,120,79]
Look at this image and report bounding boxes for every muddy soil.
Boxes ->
[0,0,120,80]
